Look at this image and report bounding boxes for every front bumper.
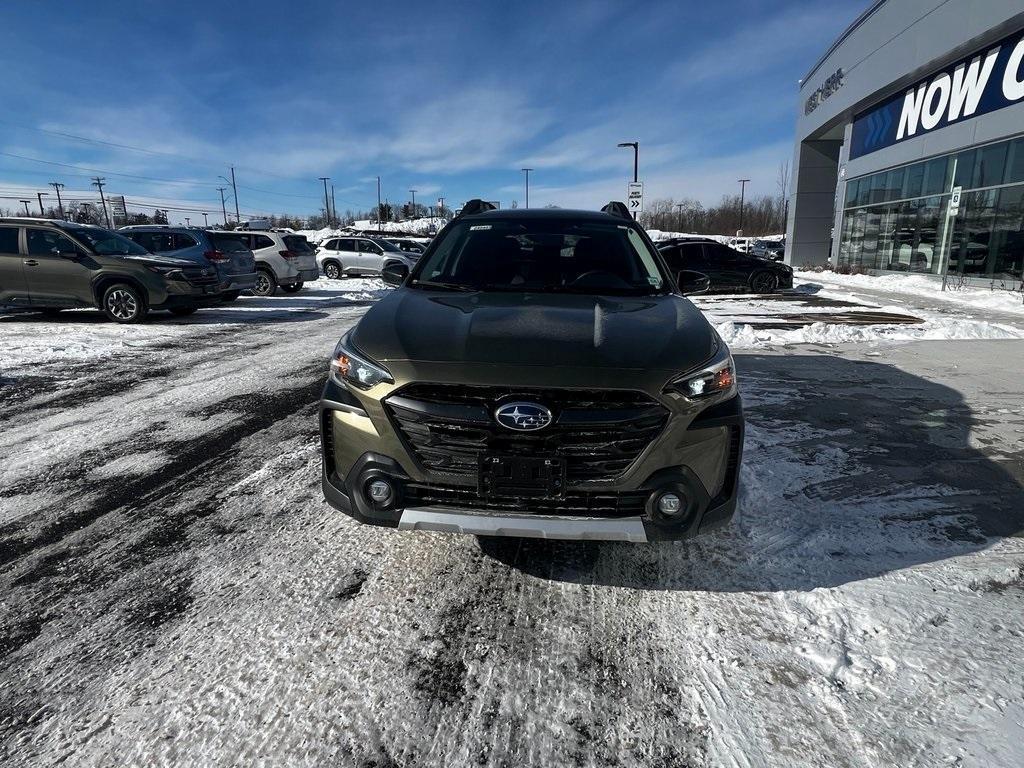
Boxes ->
[320,375,744,542]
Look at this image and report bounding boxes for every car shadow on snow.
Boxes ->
[478,352,1024,592]
[0,306,334,326]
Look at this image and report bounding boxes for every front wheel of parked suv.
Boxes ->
[281,282,303,293]
[253,270,277,297]
[102,283,148,324]
[323,261,343,279]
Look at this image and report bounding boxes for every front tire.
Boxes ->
[323,261,343,279]
[102,283,148,324]
[252,270,277,297]
[281,282,303,293]
[750,272,780,293]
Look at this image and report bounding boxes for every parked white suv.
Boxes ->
[316,236,418,279]
[216,231,320,296]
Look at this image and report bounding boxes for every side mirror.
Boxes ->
[381,262,409,286]
[677,269,710,295]
[55,249,83,260]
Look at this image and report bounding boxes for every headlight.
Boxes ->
[146,265,185,280]
[667,343,736,399]
[329,332,393,389]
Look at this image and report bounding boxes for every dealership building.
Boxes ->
[787,0,1024,285]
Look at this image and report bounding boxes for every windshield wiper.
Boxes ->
[413,280,477,292]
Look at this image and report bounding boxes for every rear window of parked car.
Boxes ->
[283,235,313,252]
[253,235,275,249]
[209,233,251,252]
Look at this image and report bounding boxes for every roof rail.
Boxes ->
[600,201,632,220]
[456,199,497,217]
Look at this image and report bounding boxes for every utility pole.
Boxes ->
[202,212,209,226]
[230,167,240,224]
[319,177,331,227]
[675,202,685,230]
[49,182,65,220]
[217,187,228,225]
[409,189,417,219]
[376,177,382,232]
[331,184,337,228]
[91,177,111,228]
[737,179,751,233]
[521,168,532,208]
[20,200,31,216]
[36,192,47,216]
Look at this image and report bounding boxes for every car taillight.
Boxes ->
[204,249,229,263]
[279,250,298,259]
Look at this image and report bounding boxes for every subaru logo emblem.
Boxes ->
[494,402,552,432]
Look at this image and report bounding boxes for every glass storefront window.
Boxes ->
[1006,139,1024,184]
[922,158,950,196]
[977,143,1008,188]
[840,133,1024,280]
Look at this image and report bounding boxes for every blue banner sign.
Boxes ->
[851,28,1024,159]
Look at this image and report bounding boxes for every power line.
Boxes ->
[0,151,220,188]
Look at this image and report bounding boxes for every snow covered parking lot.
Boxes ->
[1,278,1023,766]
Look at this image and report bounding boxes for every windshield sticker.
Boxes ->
[470,225,492,231]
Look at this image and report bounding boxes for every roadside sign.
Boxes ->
[627,182,644,213]
[109,195,127,216]
[948,185,962,216]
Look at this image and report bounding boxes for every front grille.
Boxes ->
[385,384,669,485]
[404,483,648,518]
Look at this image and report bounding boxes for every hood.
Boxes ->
[352,289,719,372]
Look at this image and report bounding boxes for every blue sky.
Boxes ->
[0,0,859,223]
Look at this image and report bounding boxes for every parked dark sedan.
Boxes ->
[657,240,793,293]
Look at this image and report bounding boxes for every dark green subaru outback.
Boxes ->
[320,201,744,543]
[0,218,223,322]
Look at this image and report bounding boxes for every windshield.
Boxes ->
[71,227,149,256]
[410,219,666,295]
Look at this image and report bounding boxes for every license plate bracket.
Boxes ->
[480,455,565,497]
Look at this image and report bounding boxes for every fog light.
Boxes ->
[367,479,394,506]
[657,492,683,516]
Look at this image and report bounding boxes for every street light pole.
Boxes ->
[202,212,209,226]
[617,142,639,183]
[185,217,191,226]
[617,142,639,219]
[331,185,337,227]
[409,189,417,219]
[737,179,750,233]
[20,200,31,216]
[521,168,532,208]
[37,192,47,216]
[49,182,65,220]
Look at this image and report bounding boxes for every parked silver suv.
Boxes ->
[220,231,319,296]
[121,226,257,301]
[316,236,418,279]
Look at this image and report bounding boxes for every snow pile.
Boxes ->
[796,270,1024,315]
[717,317,1024,349]
[647,230,784,244]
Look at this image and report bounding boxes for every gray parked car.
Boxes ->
[121,226,258,301]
